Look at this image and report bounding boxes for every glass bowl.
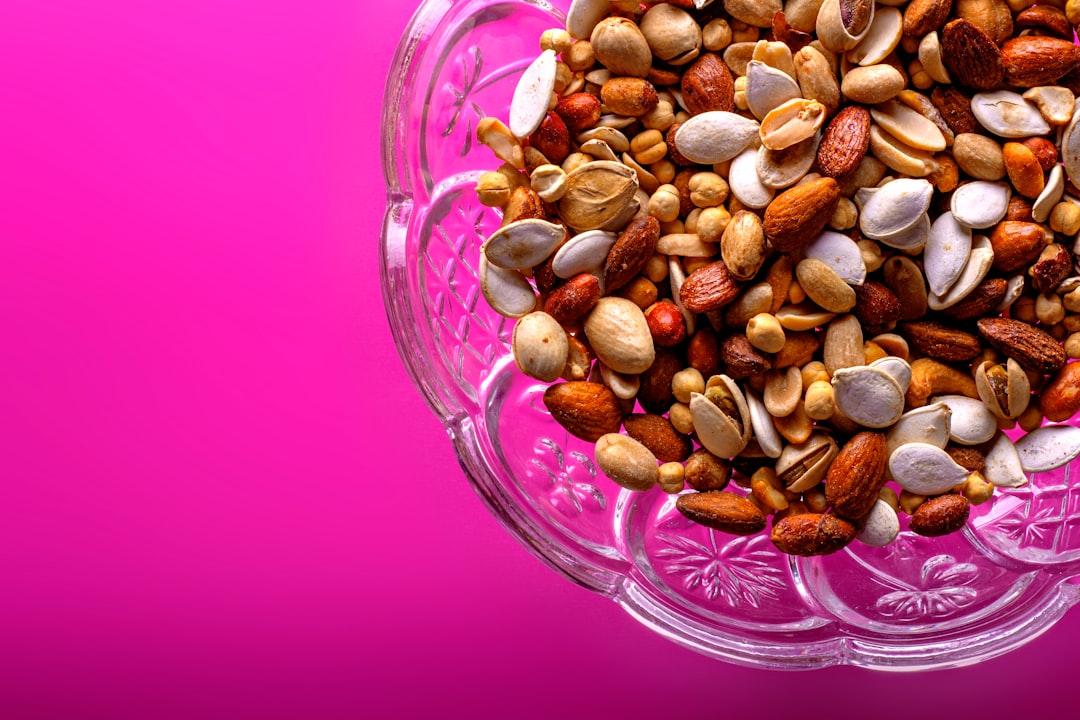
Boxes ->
[380,0,1080,670]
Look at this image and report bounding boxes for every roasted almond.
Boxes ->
[930,85,977,136]
[604,215,661,291]
[637,347,682,414]
[624,413,693,462]
[676,490,767,535]
[977,317,1067,374]
[687,327,722,378]
[853,281,903,335]
[909,494,970,537]
[763,177,841,252]
[544,273,601,323]
[940,19,1003,91]
[826,432,888,521]
[771,513,857,555]
[817,106,871,178]
[680,260,742,313]
[1001,36,1080,88]
[720,333,773,379]
[1014,5,1071,37]
[941,277,1008,320]
[904,0,952,37]
[543,381,625,442]
[901,321,983,362]
[680,53,734,115]
[955,0,1014,44]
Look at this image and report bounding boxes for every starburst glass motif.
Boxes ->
[531,438,606,517]
[655,531,787,607]
[873,554,979,620]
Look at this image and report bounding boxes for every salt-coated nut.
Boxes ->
[583,297,655,375]
[594,433,659,491]
[530,164,568,202]
[512,311,569,382]
[746,313,786,353]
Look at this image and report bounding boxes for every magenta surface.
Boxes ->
[2,0,1079,717]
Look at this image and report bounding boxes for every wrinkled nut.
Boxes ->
[676,490,767,535]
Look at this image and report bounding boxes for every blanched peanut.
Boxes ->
[631,129,668,165]
[688,172,728,207]
[801,360,829,388]
[658,462,686,494]
[648,184,681,222]
[746,313,785,353]
[804,380,835,420]
[669,402,694,435]
[1037,293,1066,325]
[672,367,705,404]
[899,490,927,515]
[702,19,732,51]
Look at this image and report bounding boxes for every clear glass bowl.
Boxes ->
[379,0,1080,670]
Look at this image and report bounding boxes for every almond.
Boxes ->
[1023,137,1058,172]
[1040,362,1080,422]
[826,432,888,521]
[901,321,983,362]
[680,53,734,115]
[637,346,681,414]
[544,273,601,323]
[763,177,841,252]
[676,490,767,535]
[604,215,661,292]
[977,317,1067,373]
[623,413,693,462]
[543,381,625,442]
[555,92,602,133]
[687,327,722,377]
[1014,5,1071,37]
[680,260,742,313]
[941,277,1008,320]
[853,281,903,335]
[529,112,570,164]
[903,0,952,37]
[940,19,1003,91]
[988,221,1045,273]
[816,106,871,178]
[908,494,970,537]
[503,185,547,224]
[1030,244,1073,294]
[665,123,695,167]
[1001,36,1080,88]
[930,85,977,136]
[945,444,987,473]
[719,333,773,379]
[770,513,856,555]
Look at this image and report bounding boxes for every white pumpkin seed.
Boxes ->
[889,442,970,495]
[509,50,558,138]
[479,255,537,318]
[1014,424,1080,473]
[746,389,783,458]
[551,229,617,279]
[886,403,951,456]
[949,181,1011,229]
[674,111,760,164]
[1062,105,1080,185]
[745,60,801,121]
[924,212,972,297]
[983,432,1028,488]
[928,234,994,310]
[856,178,933,240]
[804,231,867,286]
[484,219,567,269]
[856,498,901,547]
[728,148,775,209]
[832,365,905,428]
[971,91,1051,138]
[877,213,930,252]
[1033,165,1065,224]
[566,0,611,39]
[933,395,998,445]
[869,356,911,395]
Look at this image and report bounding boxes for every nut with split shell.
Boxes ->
[975,358,1031,419]
[775,431,839,492]
[690,374,752,459]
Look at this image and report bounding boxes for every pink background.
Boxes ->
[2,0,1079,717]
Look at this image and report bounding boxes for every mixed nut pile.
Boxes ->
[473,0,1080,555]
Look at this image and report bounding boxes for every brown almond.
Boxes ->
[945,444,987,473]
[637,346,681,414]
[680,260,742,313]
[600,77,660,117]
[676,491,767,535]
[901,321,983,362]
[988,221,1046,273]
[909,494,970,537]
[680,53,734,115]
[647,63,682,88]
[604,215,661,292]
[1015,5,1071,37]
[1001,36,1080,88]
[684,449,733,492]
[940,19,1003,91]
[543,381,625,442]
[624,413,693,462]
[763,178,841,253]
[665,123,695,167]
[930,85,977,136]
[544,273,601,323]
[1030,244,1073,294]
[529,112,571,164]
[825,432,888,521]
[853,281,903,335]
[687,327,722,378]
[817,106,871,178]
[555,93,602,133]
[941,278,1008,320]
[1040,362,1080,422]
[904,0,953,38]
[719,333,773,379]
[977,317,1067,374]
[771,513,856,556]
